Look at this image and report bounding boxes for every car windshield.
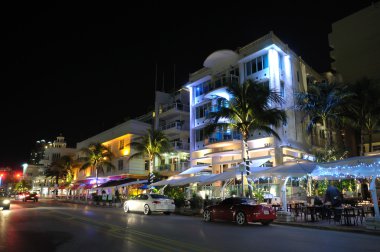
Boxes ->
[150,194,170,199]
[241,198,257,205]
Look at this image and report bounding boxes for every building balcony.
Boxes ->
[204,75,239,100]
[171,141,190,151]
[158,103,189,120]
[160,121,189,136]
[155,162,190,176]
[204,131,242,148]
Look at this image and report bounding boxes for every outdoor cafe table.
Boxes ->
[336,206,359,226]
[300,205,322,222]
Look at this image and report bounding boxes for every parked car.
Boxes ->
[123,193,175,215]
[203,197,276,226]
[0,192,11,210]
[23,192,39,202]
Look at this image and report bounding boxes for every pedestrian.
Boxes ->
[101,189,107,206]
[324,184,342,207]
[115,186,120,202]
[324,183,342,222]
[122,186,128,199]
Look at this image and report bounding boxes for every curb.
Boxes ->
[273,221,380,236]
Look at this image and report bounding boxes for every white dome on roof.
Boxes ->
[203,49,239,69]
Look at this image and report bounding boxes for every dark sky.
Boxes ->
[0,1,377,167]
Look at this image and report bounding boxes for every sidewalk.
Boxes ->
[273,218,380,236]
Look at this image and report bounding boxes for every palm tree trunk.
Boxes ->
[241,134,251,198]
[55,176,59,196]
[360,128,364,156]
[368,129,373,153]
[95,168,98,187]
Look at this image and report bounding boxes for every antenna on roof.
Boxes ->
[173,64,176,92]
[162,72,165,92]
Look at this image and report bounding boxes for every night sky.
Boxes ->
[0,1,377,168]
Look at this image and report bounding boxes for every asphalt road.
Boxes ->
[1,199,379,252]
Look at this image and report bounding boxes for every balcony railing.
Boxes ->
[160,121,188,131]
[213,75,239,90]
[159,103,190,114]
[205,131,242,145]
[171,141,190,151]
[155,162,190,172]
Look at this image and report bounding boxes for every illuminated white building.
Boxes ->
[185,31,324,177]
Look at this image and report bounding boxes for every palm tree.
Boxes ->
[346,78,380,155]
[129,129,172,184]
[45,155,74,195]
[205,79,287,196]
[295,82,352,149]
[79,143,115,186]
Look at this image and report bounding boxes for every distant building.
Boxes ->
[153,89,190,176]
[73,119,151,184]
[25,135,76,194]
[329,2,380,83]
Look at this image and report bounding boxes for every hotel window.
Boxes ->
[119,140,124,150]
[118,159,123,170]
[246,61,252,76]
[280,81,285,97]
[278,54,283,70]
[245,54,268,77]
[195,129,205,142]
[257,56,263,71]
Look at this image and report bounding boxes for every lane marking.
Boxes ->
[46,210,216,252]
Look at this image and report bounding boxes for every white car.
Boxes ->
[123,193,175,215]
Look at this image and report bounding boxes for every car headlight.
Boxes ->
[3,199,10,204]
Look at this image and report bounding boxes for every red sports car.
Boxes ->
[203,197,276,226]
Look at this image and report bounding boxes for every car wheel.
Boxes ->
[143,204,151,215]
[123,202,129,213]
[163,212,171,215]
[236,211,247,226]
[261,220,272,226]
[203,209,212,222]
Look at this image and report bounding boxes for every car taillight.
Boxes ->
[36,194,40,197]
[152,201,161,204]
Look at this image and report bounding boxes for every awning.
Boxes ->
[246,156,272,168]
[178,165,211,175]
[119,179,148,187]
[70,184,80,190]
[198,171,239,185]
[150,176,184,186]
[84,184,94,190]
[311,155,380,179]
[248,160,316,178]
[170,175,213,186]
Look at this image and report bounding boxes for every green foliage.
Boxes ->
[336,179,356,192]
[164,186,186,207]
[14,180,31,192]
[314,147,349,162]
[189,193,203,209]
[251,184,265,202]
[315,179,328,196]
